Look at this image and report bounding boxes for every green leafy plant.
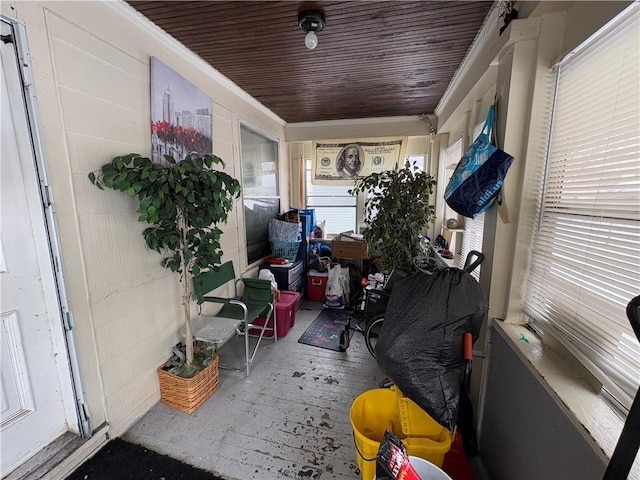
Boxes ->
[350,160,436,272]
[88,153,241,371]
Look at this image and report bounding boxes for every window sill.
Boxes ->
[434,250,457,267]
[493,320,639,479]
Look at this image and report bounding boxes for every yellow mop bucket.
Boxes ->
[349,388,452,480]
[391,384,447,438]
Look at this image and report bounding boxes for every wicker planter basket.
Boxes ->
[157,355,219,413]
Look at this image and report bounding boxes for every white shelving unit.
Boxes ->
[442,226,465,257]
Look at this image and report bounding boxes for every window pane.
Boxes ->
[307,180,352,198]
[240,125,280,264]
[406,155,426,172]
[244,198,280,264]
[308,196,357,207]
[311,207,357,236]
[240,126,278,198]
[458,212,484,280]
[305,159,356,234]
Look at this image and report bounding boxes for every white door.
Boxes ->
[1,21,78,475]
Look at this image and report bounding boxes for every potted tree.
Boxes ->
[88,153,241,411]
[349,160,436,272]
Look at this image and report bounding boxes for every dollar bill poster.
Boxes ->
[312,137,408,185]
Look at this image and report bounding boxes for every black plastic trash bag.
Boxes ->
[375,268,488,432]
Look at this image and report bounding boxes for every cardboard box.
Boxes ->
[332,236,368,259]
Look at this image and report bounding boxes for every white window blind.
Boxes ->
[305,155,427,236]
[458,213,484,279]
[524,5,640,409]
[458,122,486,279]
[305,159,356,235]
[444,140,463,226]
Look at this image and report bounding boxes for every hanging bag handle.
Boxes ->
[473,105,495,150]
[490,101,511,224]
[481,104,496,138]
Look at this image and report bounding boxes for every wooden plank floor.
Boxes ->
[124,300,386,479]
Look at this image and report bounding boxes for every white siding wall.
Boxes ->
[1,0,287,437]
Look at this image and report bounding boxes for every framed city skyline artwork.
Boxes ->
[150,57,213,162]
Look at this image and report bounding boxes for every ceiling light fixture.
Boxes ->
[298,10,325,50]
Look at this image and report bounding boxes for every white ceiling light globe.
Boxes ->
[305,31,318,50]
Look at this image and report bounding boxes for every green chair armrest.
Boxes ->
[202,295,232,304]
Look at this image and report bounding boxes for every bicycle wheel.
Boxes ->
[364,314,385,359]
[339,328,350,351]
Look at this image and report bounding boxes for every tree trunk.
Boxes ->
[183,270,193,365]
[178,211,194,365]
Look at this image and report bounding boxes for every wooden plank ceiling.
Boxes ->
[127,1,494,123]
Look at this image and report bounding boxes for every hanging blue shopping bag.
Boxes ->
[444,105,514,218]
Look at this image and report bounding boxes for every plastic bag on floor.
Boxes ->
[323,264,349,309]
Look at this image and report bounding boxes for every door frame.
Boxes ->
[1,15,90,439]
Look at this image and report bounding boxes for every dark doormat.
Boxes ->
[298,308,352,351]
[65,438,223,480]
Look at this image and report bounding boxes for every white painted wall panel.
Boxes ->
[67,133,148,177]
[100,332,170,395]
[107,372,159,436]
[50,37,147,112]
[78,214,127,256]
[0,0,286,442]
[58,88,148,145]
[46,12,147,83]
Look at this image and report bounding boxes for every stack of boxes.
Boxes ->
[307,232,368,303]
[268,260,304,309]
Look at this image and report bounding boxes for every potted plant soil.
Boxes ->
[88,153,241,412]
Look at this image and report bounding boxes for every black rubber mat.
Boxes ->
[65,437,223,480]
[297,308,352,351]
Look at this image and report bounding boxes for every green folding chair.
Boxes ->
[189,261,276,377]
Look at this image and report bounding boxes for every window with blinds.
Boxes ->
[458,213,484,280]
[304,155,427,236]
[457,122,486,279]
[524,5,640,409]
[305,159,356,235]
